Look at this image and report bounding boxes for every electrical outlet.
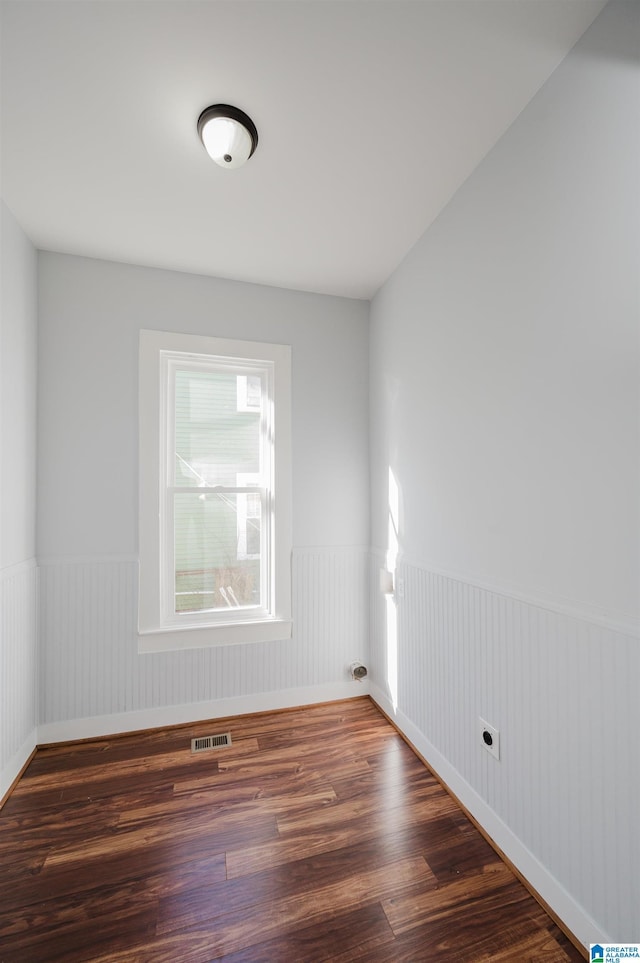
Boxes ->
[479,717,500,761]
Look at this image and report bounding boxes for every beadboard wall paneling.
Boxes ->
[38,547,369,730]
[0,560,38,798]
[369,553,640,945]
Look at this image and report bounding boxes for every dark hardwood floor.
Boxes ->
[0,697,584,962]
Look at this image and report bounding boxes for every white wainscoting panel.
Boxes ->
[0,560,38,798]
[369,552,639,947]
[38,547,369,734]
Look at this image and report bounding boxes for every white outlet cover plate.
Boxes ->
[479,717,500,761]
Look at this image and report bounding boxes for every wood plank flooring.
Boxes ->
[0,698,584,962]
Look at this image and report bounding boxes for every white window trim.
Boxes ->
[138,329,292,652]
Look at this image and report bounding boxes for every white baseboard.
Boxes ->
[36,680,370,745]
[368,682,605,952]
[1,731,37,804]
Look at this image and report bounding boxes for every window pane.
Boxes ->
[237,374,262,411]
[237,490,261,560]
[174,492,261,613]
[174,369,261,487]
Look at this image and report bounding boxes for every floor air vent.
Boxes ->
[191,732,232,753]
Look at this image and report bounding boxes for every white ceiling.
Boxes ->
[1,0,606,300]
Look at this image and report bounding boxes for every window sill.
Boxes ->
[138,618,293,653]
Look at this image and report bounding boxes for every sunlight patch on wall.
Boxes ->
[385,467,400,709]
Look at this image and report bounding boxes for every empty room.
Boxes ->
[0,0,638,960]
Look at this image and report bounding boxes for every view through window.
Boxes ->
[171,364,268,617]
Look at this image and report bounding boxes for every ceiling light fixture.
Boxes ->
[197,104,258,170]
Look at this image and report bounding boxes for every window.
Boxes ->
[138,330,292,652]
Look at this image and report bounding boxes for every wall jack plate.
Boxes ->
[479,717,500,761]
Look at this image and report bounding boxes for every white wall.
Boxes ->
[37,254,370,735]
[0,201,38,798]
[369,0,639,947]
[5,0,638,948]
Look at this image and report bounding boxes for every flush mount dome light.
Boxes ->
[197,104,258,169]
